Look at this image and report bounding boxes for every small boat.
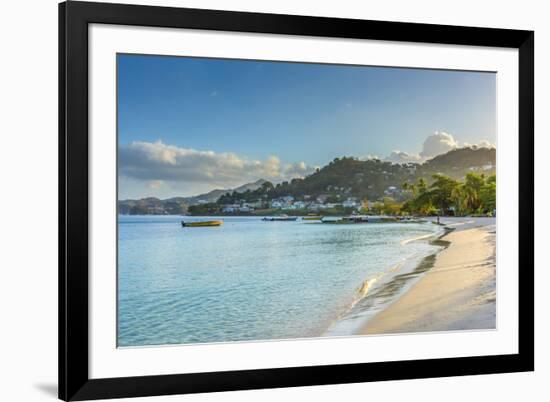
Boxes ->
[322,215,369,224]
[302,215,322,221]
[181,220,223,227]
[262,215,298,222]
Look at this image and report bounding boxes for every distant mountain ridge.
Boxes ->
[118,179,267,215]
[179,179,267,205]
[118,148,494,215]
[233,179,268,193]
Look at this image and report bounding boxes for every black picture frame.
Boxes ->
[59,1,534,400]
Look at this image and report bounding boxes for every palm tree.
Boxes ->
[462,173,485,213]
[429,174,460,214]
[450,184,465,216]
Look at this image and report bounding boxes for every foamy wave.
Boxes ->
[340,261,404,316]
[355,260,405,300]
[324,247,443,337]
[446,220,475,227]
[400,233,434,245]
[357,277,378,297]
[400,224,447,245]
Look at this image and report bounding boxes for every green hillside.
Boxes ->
[119,147,495,215]
[218,147,496,204]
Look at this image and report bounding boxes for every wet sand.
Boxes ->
[360,225,496,335]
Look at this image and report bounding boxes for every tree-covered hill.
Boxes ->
[118,147,495,214]
[218,147,496,204]
[417,146,495,178]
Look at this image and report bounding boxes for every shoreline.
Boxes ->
[323,227,449,336]
[358,223,496,335]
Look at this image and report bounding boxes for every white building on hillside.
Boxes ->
[342,198,358,208]
[384,186,398,195]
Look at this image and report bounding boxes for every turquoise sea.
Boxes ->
[117,216,444,347]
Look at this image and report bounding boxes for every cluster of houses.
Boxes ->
[220,202,262,213]
[221,195,362,213]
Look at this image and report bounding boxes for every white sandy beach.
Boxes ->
[360,223,496,335]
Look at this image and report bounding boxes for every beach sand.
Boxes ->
[360,225,496,335]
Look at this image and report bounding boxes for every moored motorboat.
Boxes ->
[181,220,223,227]
[302,215,322,221]
[262,215,298,222]
[321,215,369,224]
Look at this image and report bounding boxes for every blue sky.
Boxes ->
[118,54,496,199]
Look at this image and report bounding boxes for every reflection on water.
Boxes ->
[118,216,443,346]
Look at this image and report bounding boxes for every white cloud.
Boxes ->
[385,150,422,164]
[419,131,459,158]
[284,161,318,178]
[120,133,496,197]
[477,140,495,148]
[119,140,315,189]
[464,139,495,149]
[383,132,495,164]
[359,154,380,161]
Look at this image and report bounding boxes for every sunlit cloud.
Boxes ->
[119,140,316,190]
[359,154,380,161]
[463,139,495,149]
[419,131,459,158]
[385,150,422,164]
[384,132,495,164]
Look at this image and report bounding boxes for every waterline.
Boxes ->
[325,234,449,336]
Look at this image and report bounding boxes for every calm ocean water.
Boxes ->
[118,216,443,347]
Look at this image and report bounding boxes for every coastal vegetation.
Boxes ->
[399,172,496,216]
[184,172,495,217]
[118,147,496,216]
[215,147,494,205]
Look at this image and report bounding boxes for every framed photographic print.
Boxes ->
[59,1,534,400]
